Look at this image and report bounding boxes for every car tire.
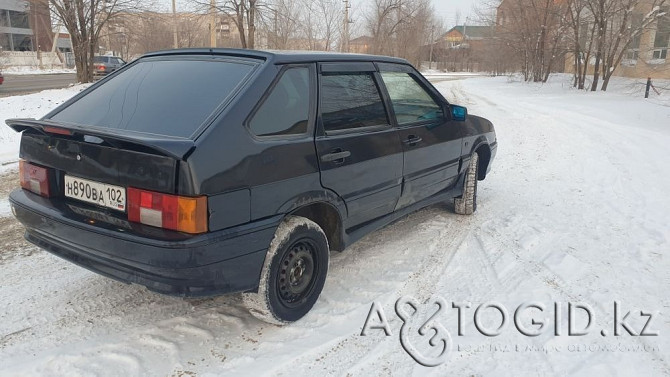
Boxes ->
[242,216,329,325]
[454,152,479,215]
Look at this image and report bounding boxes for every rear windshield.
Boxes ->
[51,58,257,138]
[93,56,108,63]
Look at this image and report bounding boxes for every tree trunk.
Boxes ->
[590,3,606,92]
[247,0,256,49]
[591,25,603,92]
[237,11,247,48]
[579,22,596,90]
[543,60,552,82]
[601,74,611,91]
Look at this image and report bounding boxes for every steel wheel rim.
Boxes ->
[276,239,318,308]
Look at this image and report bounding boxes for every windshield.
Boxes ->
[51,57,257,138]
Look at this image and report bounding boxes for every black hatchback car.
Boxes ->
[8,49,496,324]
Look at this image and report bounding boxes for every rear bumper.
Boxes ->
[9,189,279,297]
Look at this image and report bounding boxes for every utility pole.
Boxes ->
[172,0,178,49]
[342,0,350,52]
[273,7,278,49]
[104,2,111,54]
[429,27,434,70]
[209,0,217,48]
[463,16,468,44]
[33,5,43,68]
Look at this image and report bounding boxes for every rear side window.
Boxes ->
[249,67,310,136]
[51,58,256,138]
[320,73,389,132]
[380,72,443,125]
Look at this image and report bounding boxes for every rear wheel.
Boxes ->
[454,152,479,215]
[242,216,329,325]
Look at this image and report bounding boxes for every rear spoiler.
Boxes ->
[6,118,195,160]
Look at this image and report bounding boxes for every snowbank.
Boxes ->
[503,73,670,107]
[1,67,76,75]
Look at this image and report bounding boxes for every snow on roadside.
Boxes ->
[0,84,89,170]
[0,198,10,217]
[0,75,669,376]
[505,72,670,107]
[1,67,76,75]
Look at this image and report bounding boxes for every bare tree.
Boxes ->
[364,0,437,65]
[495,0,570,82]
[35,0,142,82]
[189,0,263,49]
[566,0,595,89]
[601,0,666,90]
[299,0,340,50]
[265,0,300,49]
[366,0,404,55]
[585,0,668,91]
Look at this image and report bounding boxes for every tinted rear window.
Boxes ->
[93,56,108,63]
[51,58,256,138]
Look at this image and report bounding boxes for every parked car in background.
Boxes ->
[93,55,125,76]
[0,71,4,85]
[7,49,496,325]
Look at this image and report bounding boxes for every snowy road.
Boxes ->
[0,76,669,376]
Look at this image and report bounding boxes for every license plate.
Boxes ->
[64,175,126,212]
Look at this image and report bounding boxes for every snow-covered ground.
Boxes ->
[0,67,76,75]
[0,74,669,376]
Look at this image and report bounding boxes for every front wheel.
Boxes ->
[242,216,329,325]
[454,152,479,215]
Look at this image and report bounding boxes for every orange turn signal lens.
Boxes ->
[177,196,208,234]
[127,187,208,234]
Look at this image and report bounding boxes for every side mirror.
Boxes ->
[450,105,468,121]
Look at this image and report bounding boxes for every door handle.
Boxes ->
[403,135,423,146]
[321,149,351,163]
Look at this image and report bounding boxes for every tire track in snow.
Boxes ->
[447,84,670,375]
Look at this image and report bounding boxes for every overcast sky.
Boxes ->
[167,0,484,27]
[431,0,480,25]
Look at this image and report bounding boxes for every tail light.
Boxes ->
[97,65,105,70]
[127,188,208,234]
[19,160,52,197]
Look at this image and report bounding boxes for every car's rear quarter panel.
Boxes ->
[187,61,330,232]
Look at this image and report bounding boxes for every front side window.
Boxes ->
[320,73,389,132]
[380,72,443,125]
[249,67,310,136]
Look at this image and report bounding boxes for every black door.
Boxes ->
[377,63,463,209]
[315,63,403,228]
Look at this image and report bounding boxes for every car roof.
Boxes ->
[140,48,412,66]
